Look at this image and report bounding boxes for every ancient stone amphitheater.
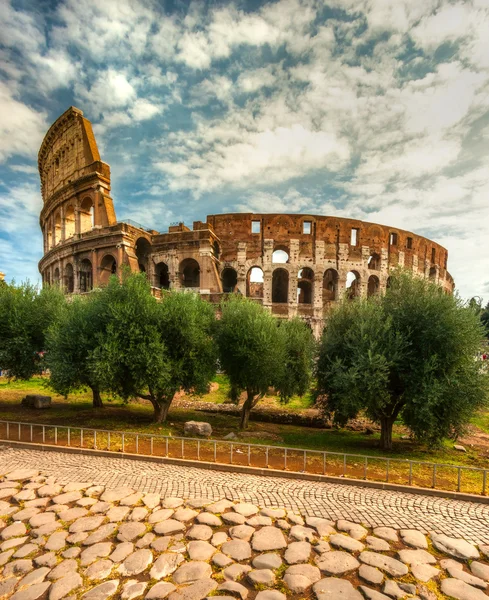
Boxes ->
[38,107,454,336]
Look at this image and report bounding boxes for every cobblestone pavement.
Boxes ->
[1,446,489,546]
[1,466,489,600]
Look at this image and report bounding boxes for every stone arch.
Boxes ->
[65,205,75,238]
[323,268,338,302]
[272,268,289,303]
[54,211,62,245]
[298,267,314,304]
[53,267,60,285]
[367,274,380,297]
[272,246,289,263]
[386,276,392,289]
[222,267,238,293]
[429,266,436,281]
[346,270,361,299]
[155,262,170,289]
[135,237,151,273]
[180,258,200,288]
[79,196,94,233]
[65,263,74,293]
[99,254,117,285]
[79,259,93,293]
[368,253,381,270]
[247,266,264,298]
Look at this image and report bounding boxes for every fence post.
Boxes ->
[136,434,139,454]
[231,444,233,464]
[364,456,367,480]
[483,470,487,496]
[323,452,326,475]
[80,428,83,447]
[18,422,20,440]
[303,450,306,472]
[386,459,389,482]
[107,431,110,451]
[122,433,125,453]
[343,454,346,477]
[55,427,57,445]
[432,465,436,488]
[285,448,287,471]
[166,438,169,457]
[150,437,153,456]
[94,430,97,450]
[266,447,269,468]
[248,445,251,467]
[182,439,184,459]
[457,467,461,492]
[409,462,413,485]
[67,428,70,446]
[198,440,200,461]
[214,441,216,463]
[30,425,33,443]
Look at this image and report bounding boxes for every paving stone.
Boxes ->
[110,541,134,562]
[441,578,488,600]
[17,566,51,587]
[14,542,38,557]
[85,559,114,581]
[186,498,212,509]
[314,541,331,554]
[1,536,28,551]
[119,549,154,576]
[283,564,321,592]
[430,533,479,560]
[337,520,368,540]
[13,489,37,502]
[233,503,259,517]
[0,577,18,597]
[78,497,98,507]
[287,512,305,526]
[315,551,360,575]
[81,579,120,599]
[447,565,487,589]
[130,507,149,522]
[136,532,155,548]
[120,492,144,506]
[398,583,417,596]
[29,512,56,528]
[48,558,78,580]
[213,552,233,567]
[229,525,255,541]
[11,581,51,600]
[330,533,365,553]
[222,512,246,525]
[49,572,83,600]
[400,530,428,549]
[222,563,252,581]
[251,526,286,551]
[187,524,212,540]
[107,505,131,522]
[3,558,34,577]
[289,524,317,541]
[68,531,88,544]
[359,586,391,600]
[248,568,275,587]
[52,490,82,504]
[306,517,336,537]
[411,563,440,582]
[276,519,290,530]
[34,551,57,567]
[260,508,286,519]
[252,553,282,569]
[188,540,216,560]
[13,507,41,521]
[32,522,60,537]
[63,547,82,558]
[169,578,217,600]
[173,560,212,584]
[246,516,273,527]
[146,582,176,599]
[397,549,437,565]
[154,519,186,536]
[150,553,184,579]
[382,581,409,598]
[206,499,234,513]
[313,577,363,600]
[64,481,92,492]
[373,527,398,543]
[218,581,248,599]
[222,539,252,561]
[196,512,221,527]
[142,493,161,509]
[366,536,390,551]
[149,509,174,524]
[100,487,135,502]
[173,508,198,522]
[1,521,27,539]
[83,523,118,545]
[284,540,311,563]
[359,564,384,585]
[0,487,17,499]
[121,580,148,600]
[211,531,228,546]
[359,552,408,577]
[151,537,171,552]
[470,561,489,581]
[86,485,105,497]
[80,542,113,566]
[45,531,68,551]
[91,502,112,514]
[162,497,184,509]
[118,522,147,541]
[69,515,104,533]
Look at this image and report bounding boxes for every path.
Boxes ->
[1,445,489,544]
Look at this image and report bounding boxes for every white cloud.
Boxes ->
[129,99,162,121]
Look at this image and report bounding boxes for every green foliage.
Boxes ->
[92,272,217,422]
[0,281,65,380]
[277,318,315,404]
[216,296,284,428]
[316,271,489,449]
[45,293,108,406]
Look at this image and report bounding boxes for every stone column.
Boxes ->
[236,242,247,295]
[75,208,81,235]
[262,240,274,308]
[60,205,66,242]
[288,267,298,316]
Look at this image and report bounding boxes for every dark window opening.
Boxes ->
[272,269,289,303]
[222,268,238,293]
[389,232,398,246]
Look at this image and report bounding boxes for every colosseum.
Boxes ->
[38,107,454,336]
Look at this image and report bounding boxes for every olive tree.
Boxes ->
[45,293,108,407]
[316,272,489,450]
[277,318,315,404]
[217,296,284,429]
[93,272,217,422]
[0,281,65,380]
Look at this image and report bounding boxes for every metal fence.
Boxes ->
[0,419,487,496]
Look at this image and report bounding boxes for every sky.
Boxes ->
[1,0,489,301]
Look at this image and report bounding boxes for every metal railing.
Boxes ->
[0,419,487,496]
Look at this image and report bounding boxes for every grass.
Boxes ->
[1,375,489,494]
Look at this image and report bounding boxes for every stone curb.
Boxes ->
[2,439,488,505]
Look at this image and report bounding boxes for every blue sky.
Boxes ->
[1,0,489,300]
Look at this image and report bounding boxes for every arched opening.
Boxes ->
[367,275,380,297]
[247,267,264,298]
[222,268,238,293]
[297,268,314,304]
[100,255,117,285]
[323,269,338,302]
[386,276,392,289]
[155,262,170,289]
[272,268,289,303]
[54,212,62,245]
[79,197,94,233]
[213,241,220,260]
[368,253,381,270]
[65,264,74,293]
[65,205,75,238]
[429,267,436,281]
[79,259,93,293]
[346,271,360,299]
[272,247,289,263]
[180,258,200,289]
[53,267,60,285]
[135,238,151,273]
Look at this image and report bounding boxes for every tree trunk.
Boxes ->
[240,392,254,430]
[379,416,395,450]
[151,398,172,423]
[91,387,103,408]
